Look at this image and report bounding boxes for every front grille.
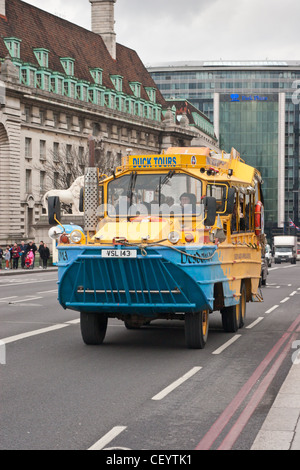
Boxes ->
[60,252,195,312]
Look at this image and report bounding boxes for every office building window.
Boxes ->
[40,140,46,161]
[40,171,46,192]
[25,137,32,159]
[53,142,60,162]
[26,169,32,193]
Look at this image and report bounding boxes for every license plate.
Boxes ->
[102,249,137,258]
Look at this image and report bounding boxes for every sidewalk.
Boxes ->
[251,362,300,450]
[0,266,58,275]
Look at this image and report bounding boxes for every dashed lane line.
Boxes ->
[1,324,69,344]
[212,335,241,355]
[152,366,202,401]
[246,317,264,329]
[88,426,127,451]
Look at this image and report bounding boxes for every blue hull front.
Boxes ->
[56,245,236,317]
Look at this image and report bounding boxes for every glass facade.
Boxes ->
[219,94,278,224]
[149,62,300,230]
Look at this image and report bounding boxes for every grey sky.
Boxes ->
[25,0,300,65]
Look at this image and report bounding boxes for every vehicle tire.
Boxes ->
[124,320,141,329]
[185,310,209,349]
[221,299,240,333]
[239,282,247,328]
[80,312,108,345]
[221,282,246,331]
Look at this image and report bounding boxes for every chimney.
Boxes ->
[89,0,116,60]
[0,0,6,17]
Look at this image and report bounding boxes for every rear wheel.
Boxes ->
[239,282,247,328]
[80,312,108,345]
[221,303,240,332]
[221,281,247,331]
[185,310,209,349]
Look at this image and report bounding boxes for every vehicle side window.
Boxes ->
[206,184,227,213]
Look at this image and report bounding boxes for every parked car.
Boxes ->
[265,244,272,267]
[260,256,268,286]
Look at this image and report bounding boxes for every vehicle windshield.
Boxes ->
[107,172,203,217]
[276,247,292,252]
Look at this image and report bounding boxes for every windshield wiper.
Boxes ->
[157,170,175,205]
[127,171,137,207]
[161,170,175,187]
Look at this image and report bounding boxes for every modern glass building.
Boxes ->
[148,61,300,232]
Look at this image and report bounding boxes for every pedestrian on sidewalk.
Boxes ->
[40,243,50,269]
[11,243,21,269]
[19,241,27,269]
[0,246,3,269]
[5,247,11,270]
[38,241,44,269]
[25,241,37,269]
[9,245,13,269]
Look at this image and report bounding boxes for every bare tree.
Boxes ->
[35,136,119,213]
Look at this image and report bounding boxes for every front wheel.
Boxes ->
[80,312,108,345]
[185,310,209,349]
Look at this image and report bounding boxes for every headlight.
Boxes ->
[48,225,64,240]
[168,231,180,244]
[70,229,84,244]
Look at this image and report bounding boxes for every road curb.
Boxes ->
[251,363,300,450]
[0,267,58,276]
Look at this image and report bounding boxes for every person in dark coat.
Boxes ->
[19,241,27,269]
[40,243,50,269]
[38,241,44,269]
[11,243,21,269]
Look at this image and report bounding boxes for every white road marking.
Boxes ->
[9,296,43,304]
[152,366,202,400]
[1,324,69,344]
[246,317,264,329]
[265,305,279,314]
[0,296,18,302]
[37,289,57,294]
[280,297,290,303]
[212,335,241,355]
[88,426,127,451]
[0,278,57,288]
[290,291,297,296]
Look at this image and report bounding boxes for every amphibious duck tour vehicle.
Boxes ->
[48,147,264,348]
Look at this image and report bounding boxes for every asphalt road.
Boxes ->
[0,264,299,450]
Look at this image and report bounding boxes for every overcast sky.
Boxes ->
[25,0,300,65]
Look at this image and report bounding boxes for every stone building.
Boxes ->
[0,0,215,245]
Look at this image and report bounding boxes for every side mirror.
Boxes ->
[225,187,235,214]
[48,196,61,225]
[79,187,84,213]
[203,196,216,226]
